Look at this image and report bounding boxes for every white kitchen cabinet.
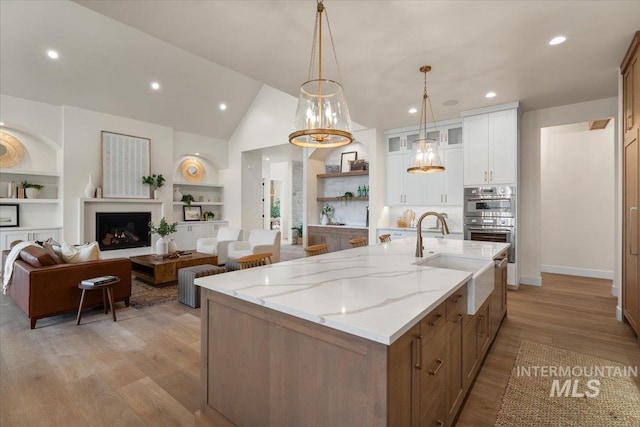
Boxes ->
[463,107,518,186]
[422,148,463,206]
[0,227,62,251]
[377,228,463,241]
[174,222,216,250]
[385,130,419,154]
[385,152,426,205]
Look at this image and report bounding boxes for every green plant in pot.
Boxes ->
[203,211,215,221]
[21,181,44,199]
[148,217,178,255]
[142,173,165,199]
[181,194,195,205]
[291,224,303,245]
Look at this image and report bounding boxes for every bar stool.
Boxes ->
[379,234,391,243]
[237,252,273,270]
[349,237,367,248]
[304,244,329,257]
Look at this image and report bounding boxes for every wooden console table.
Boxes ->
[130,252,218,286]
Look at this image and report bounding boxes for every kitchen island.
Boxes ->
[195,237,509,427]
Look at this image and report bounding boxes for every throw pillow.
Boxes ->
[19,246,57,268]
[42,238,65,264]
[61,242,101,263]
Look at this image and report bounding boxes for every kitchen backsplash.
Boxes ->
[321,199,369,227]
[387,206,463,232]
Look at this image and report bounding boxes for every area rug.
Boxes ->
[496,340,640,426]
[130,275,177,309]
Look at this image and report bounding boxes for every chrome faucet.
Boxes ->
[415,211,450,257]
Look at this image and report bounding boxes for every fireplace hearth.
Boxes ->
[96,212,151,251]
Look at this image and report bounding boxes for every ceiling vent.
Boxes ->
[589,118,611,130]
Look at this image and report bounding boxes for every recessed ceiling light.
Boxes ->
[485,92,497,98]
[443,100,459,106]
[194,152,200,156]
[47,50,59,59]
[0,122,4,126]
[150,81,160,90]
[408,108,418,114]
[265,157,270,161]
[548,35,567,46]
[219,103,227,111]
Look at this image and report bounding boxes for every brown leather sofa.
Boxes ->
[3,248,131,329]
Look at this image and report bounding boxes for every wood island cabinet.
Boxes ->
[622,31,640,343]
[307,225,368,252]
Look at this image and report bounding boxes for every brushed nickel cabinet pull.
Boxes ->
[456,313,464,323]
[414,335,423,370]
[490,170,493,181]
[436,421,444,427]
[428,358,444,375]
[452,294,464,304]
[429,313,443,327]
[631,207,638,256]
[484,171,487,182]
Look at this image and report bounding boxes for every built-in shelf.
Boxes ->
[316,197,369,202]
[0,198,59,204]
[317,170,369,179]
[174,182,224,188]
[172,201,223,206]
[0,170,60,177]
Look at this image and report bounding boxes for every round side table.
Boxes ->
[76,278,120,325]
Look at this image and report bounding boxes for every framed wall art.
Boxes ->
[340,151,357,173]
[101,131,150,198]
[183,205,202,221]
[0,204,19,227]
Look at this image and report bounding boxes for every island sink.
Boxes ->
[417,253,494,315]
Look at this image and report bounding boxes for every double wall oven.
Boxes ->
[464,186,516,262]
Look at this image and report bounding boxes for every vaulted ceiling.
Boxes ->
[1,1,638,141]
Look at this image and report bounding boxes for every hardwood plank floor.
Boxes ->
[0,273,637,426]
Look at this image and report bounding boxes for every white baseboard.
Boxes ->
[611,284,619,297]
[616,305,623,322]
[540,264,614,280]
[520,276,542,286]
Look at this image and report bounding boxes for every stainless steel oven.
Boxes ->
[464,186,515,218]
[464,186,516,262]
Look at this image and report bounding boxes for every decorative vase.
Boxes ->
[173,187,183,202]
[25,188,39,199]
[7,181,16,198]
[153,189,159,200]
[321,214,328,225]
[155,237,169,255]
[168,238,177,253]
[84,174,96,198]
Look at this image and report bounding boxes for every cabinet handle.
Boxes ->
[456,313,464,323]
[445,194,447,203]
[490,170,493,181]
[414,335,422,370]
[452,294,464,304]
[484,171,487,182]
[477,315,485,336]
[631,207,638,256]
[428,313,443,327]
[628,114,633,130]
[428,358,444,376]
[436,421,444,427]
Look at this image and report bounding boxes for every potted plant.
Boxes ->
[203,211,215,221]
[181,194,195,205]
[148,217,178,254]
[142,173,165,199]
[321,204,334,225]
[21,181,44,199]
[291,224,303,245]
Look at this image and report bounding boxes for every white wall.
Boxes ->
[519,97,618,288]
[540,121,615,278]
[173,130,228,171]
[0,94,63,149]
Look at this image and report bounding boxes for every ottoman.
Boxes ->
[178,264,226,308]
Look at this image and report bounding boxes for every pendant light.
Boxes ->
[407,66,445,174]
[289,0,353,148]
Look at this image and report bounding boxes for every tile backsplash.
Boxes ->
[387,206,463,232]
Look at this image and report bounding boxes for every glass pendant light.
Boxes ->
[289,0,353,148]
[407,66,445,174]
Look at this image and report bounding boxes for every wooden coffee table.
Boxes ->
[130,252,218,286]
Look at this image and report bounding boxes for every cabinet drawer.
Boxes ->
[419,326,447,422]
[446,283,467,324]
[420,301,446,343]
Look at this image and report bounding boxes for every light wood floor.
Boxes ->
[1,273,638,426]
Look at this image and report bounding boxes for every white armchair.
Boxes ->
[227,229,281,266]
[196,227,243,265]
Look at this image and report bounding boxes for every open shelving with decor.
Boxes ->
[172,183,224,222]
[316,196,369,202]
[317,170,369,179]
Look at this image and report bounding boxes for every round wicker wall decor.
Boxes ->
[180,158,205,183]
[0,131,25,168]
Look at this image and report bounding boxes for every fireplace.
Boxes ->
[96,212,151,251]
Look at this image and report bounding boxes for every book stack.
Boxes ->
[81,276,118,286]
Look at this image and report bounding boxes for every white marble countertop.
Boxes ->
[308,224,368,229]
[196,238,509,345]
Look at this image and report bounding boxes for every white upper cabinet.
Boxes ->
[463,105,518,186]
[385,130,420,154]
[422,147,463,206]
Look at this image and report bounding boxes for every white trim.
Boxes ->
[611,284,619,297]
[520,275,542,286]
[460,101,520,117]
[616,305,623,322]
[541,264,614,280]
